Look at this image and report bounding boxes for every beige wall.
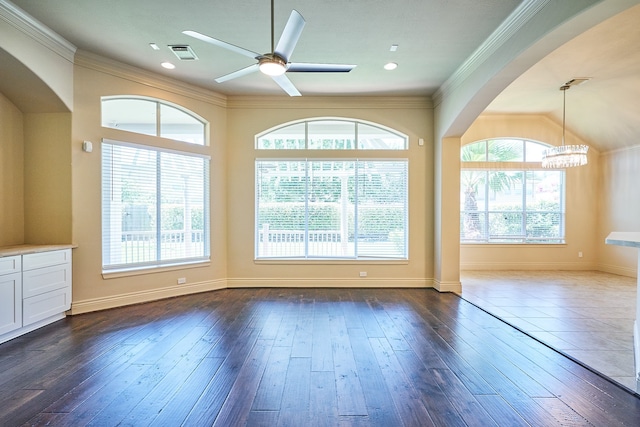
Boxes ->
[69,55,229,313]
[598,146,640,277]
[2,49,438,313]
[0,92,24,246]
[460,114,600,270]
[226,97,434,288]
[23,112,72,244]
[0,100,72,247]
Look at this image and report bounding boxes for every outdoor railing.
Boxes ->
[258,226,344,257]
[121,230,204,263]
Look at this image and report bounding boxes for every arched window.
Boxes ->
[461,138,565,244]
[101,96,207,145]
[255,118,408,260]
[256,118,407,150]
[100,96,210,272]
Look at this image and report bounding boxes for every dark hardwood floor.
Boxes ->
[1,288,639,426]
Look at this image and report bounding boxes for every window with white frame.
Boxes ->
[101,96,207,145]
[101,96,210,271]
[460,138,565,244]
[255,118,408,259]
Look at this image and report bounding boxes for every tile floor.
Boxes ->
[459,270,638,392]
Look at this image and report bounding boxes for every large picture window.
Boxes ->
[460,138,565,244]
[255,118,409,260]
[102,140,210,270]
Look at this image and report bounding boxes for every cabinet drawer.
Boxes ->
[23,287,71,327]
[23,264,71,298]
[0,256,21,276]
[23,249,71,271]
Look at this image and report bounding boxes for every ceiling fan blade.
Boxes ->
[271,74,301,96]
[287,63,357,73]
[274,10,306,61]
[183,30,261,60]
[215,64,260,83]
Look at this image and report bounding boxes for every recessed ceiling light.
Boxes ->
[390,44,398,52]
[161,62,176,69]
[149,43,160,51]
[384,62,398,71]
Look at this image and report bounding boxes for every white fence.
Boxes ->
[121,230,205,263]
[258,226,346,257]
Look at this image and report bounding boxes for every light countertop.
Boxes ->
[0,244,76,257]
[605,232,640,248]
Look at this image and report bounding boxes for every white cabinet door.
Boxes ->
[0,272,22,335]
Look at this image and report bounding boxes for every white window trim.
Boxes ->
[101,138,211,272]
[461,138,566,245]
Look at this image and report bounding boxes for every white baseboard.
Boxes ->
[635,321,640,387]
[460,261,596,271]
[70,279,227,314]
[227,277,434,289]
[596,263,638,278]
[70,277,444,315]
[434,279,462,293]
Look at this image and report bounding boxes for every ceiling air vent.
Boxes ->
[169,45,198,60]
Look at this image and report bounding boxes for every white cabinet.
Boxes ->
[0,248,72,344]
[22,250,72,327]
[0,256,22,336]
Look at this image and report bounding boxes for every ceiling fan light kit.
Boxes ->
[259,56,287,76]
[183,0,356,96]
[541,80,589,168]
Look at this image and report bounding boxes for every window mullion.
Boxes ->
[483,172,489,242]
[156,101,161,137]
[156,152,162,262]
[522,171,527,243]
[304,122,309,149]
[354,160,359,256]
[304,160,309,258]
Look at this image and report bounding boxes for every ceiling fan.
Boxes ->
[183,0,356,96]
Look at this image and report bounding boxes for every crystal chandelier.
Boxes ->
[541,83,589,168]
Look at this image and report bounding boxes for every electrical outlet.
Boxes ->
[177,277,186,284]
[578,251,583,258]
[359,272,367,277]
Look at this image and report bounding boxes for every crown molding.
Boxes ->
[0,0,76,62]
[226,95,432,110]
[601,142,640,156]
[433,0,551,108]
[74,50,228,108]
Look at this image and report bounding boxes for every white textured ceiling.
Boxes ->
[9,0,520,96]
[4,0,640,153]
[486,3,640,153]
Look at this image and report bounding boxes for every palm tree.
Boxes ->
[461,140,522,240]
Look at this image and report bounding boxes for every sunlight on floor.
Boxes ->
[459,270,638,391]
